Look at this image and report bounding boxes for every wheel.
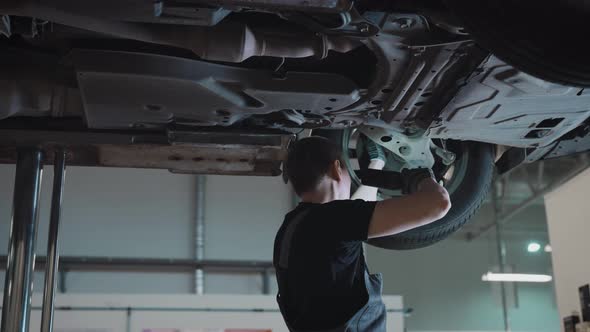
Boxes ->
[445,0,590,87]
[318,129,495,250]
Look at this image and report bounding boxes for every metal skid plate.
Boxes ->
[429,56,590,148]
[523,122,590,162]
[355,13,485,133]
[544,132,590,159]
[70,50,360,129]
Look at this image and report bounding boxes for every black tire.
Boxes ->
[445,0,590,87]
[369,142,494,250]
[319,130,495,250]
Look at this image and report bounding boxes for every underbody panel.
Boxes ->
[430,56,590,148]
[71,50,360,129]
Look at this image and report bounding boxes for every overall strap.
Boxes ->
[279,209,310,269]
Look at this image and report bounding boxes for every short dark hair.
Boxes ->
[285,136,345,195]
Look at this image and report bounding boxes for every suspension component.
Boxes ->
[359,125,435,169]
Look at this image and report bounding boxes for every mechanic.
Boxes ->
[274,136,451,331]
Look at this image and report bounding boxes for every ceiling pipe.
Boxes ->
[0,256,274,272]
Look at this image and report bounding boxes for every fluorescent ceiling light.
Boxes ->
[527,242,541,253]
[482,272,553,283]
[544,244,552,253]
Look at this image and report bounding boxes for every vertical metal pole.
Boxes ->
[41,149,66,332]
[58,270,67,293]
[194,175,206,294]
[491,181,511,332]
[262,268,272,295]
[125,307,132,332]
[1,148,43,332]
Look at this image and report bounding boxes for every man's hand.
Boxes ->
[401,168,435,194]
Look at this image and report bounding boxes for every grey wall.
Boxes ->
[367,203,559,332]
[544,168,590,322]
[367,237,558,332]
[0,164,291,294]
[202,174,292,293]
[0,164,559,331]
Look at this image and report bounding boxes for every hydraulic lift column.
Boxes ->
[41,149,66,332]
[1,148,43,332]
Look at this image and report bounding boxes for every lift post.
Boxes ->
[0,148,67,332]
[1,148,43,332]
[41,149,67,332]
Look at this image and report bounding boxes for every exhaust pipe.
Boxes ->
[1,1,361,62]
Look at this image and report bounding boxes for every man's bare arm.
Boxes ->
[367,178,451,239]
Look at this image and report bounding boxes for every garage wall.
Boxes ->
[0,164,291,294]
[366,203,559,332]
[0,165,196,293]
[367,235,558,332]
[544,168,590,323]
[202,174,292,293]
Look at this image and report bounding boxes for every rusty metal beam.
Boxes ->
[0,125,293,176]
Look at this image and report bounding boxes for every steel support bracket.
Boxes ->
[359,125,435,169]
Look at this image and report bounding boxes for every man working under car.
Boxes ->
[274,136,451,331]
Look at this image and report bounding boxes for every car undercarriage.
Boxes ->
[1,0,590,249]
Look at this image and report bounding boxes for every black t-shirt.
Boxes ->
[273,199,377,330]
